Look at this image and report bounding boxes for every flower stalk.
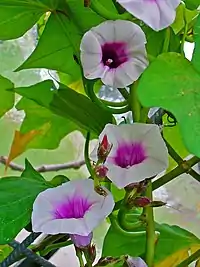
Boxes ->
[145,180,156,267]
[89,0,132,20]
[130,81,141,122]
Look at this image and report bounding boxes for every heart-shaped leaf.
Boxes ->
[137,52,200,157]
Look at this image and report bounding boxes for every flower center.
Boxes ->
[54,195,93,219]
[101,42,128,68]
[113,142,146,168]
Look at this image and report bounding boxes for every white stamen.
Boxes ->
[106,58,113,66]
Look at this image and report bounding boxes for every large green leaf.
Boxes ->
[16,12,81,79]
[103,222,200,266]
[0,173,50,244]
[0,75,14,117]
[0,0,54,40]
[14,80,113,136]
[16,97,77,150]
[192,15,200,72]
[65,0,117,32]
[137,52,200,157]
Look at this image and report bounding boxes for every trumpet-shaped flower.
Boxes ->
[92,124,168,189]
[32,179,114,247]
[80,20,148,88]
[116,0,181,31]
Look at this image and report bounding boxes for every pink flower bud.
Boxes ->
[133,197,151,207]
[95,165,108,178]
[97,135,112,161]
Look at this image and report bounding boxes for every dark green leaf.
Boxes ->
[16,12,81,79]
[0,0,52,40]
[137,52,200,157]
[0,176,50,244]
[102,222,200,266]
[14,80,113,136]
[0,75,14,117]
[65,0,117,33]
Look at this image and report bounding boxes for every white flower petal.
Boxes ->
[113,58,148,88]
[80,31,101,54]
[110,20,147,44]
[32,179,114,236]
[101,68,116,88]
[142,125,168,168]
[91,20,116,43]
[81,52,103,78]
[117,0,181,31]
[157,1,178,30]
[93,124,168,188]
[80,20,148,88]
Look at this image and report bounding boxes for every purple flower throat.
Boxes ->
[102,42,128,68]
[113,142,147,168]
[54,194,93,219]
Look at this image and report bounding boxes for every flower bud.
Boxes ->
[95,165,108,178]
[89,244,96,263]
[97,135,112,161]
[128,196,151,208]
[125,180,147,194]
[70,232,93,248]
[134,197,151,207]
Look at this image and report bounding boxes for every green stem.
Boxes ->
[90,0,132,20]
[117,208,143,231]
[84,132,95,177]
[130,82,141,122]
[31,234,67,253]
[162,27,170,53]
[76,249,85,267]
[118,88,130,100]
[83,250,93,267]
[101,99,128,107]
[87,81,130,114]
[181,9,188,56]
[40,240,72,256]
[140,107,149,123]
[152,156,200,190]
[165,138,200,182]
[145,180,156,267]
[109,215,146,237]
[84,132,100,188]
[164,138,183,164]
[176,249,200,267]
